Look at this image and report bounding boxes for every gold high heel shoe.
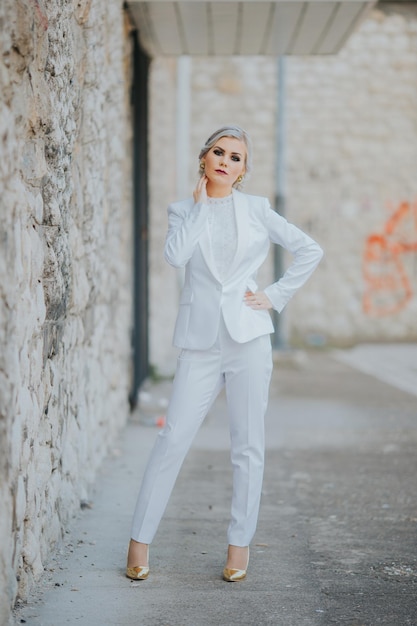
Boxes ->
[223,546,249,582]
[126,565,149,580]
[126,542,149,580]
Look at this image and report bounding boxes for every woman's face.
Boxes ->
[202,136,246,190]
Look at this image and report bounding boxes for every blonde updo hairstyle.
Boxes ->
[198,125,252,191]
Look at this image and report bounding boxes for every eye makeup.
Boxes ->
[213,147,241,161]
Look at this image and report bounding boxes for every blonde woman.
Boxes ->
[127,125,323,582]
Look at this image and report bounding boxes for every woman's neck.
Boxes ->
[206,182,233,198]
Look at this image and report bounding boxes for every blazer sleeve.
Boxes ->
[263,201,323,313]
[164,201,210,268]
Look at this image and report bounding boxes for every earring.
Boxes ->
[199,162,205,171]
[237,175,243,183]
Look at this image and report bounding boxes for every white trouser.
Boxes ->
[130,317,273,547]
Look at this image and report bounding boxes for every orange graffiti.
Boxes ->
[363,201,417,317]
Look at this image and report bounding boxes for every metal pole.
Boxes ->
[176,56,191,201]
[129,34,150,409]
[175,56,191,293]
[272,56,287,349]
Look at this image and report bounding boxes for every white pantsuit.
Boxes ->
[131,316,272,546]
[130,190,323,546]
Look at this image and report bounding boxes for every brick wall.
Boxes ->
[0,1,133,619]
[286,4,417,346]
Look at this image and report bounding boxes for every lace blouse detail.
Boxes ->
[207,194,237,282]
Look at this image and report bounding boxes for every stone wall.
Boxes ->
[148,5,417,372]
[0,0,133,620]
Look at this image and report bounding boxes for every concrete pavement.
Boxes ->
[14,344,417,625]
[333,343,417,398]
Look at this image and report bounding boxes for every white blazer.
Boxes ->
[165,189,323,350]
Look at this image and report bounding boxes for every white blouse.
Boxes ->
[207,194,237,282]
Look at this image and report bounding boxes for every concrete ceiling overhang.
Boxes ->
[127,0,376,56]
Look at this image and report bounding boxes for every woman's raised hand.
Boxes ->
[193,175,208,205]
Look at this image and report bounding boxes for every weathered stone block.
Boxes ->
[22,139,47,184]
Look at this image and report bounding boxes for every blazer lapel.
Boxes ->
[198,217,223,283]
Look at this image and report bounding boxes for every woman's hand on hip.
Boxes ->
[244,290,273,311]
[193,176,208,204]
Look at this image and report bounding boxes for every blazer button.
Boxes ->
[216,285,222,292]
